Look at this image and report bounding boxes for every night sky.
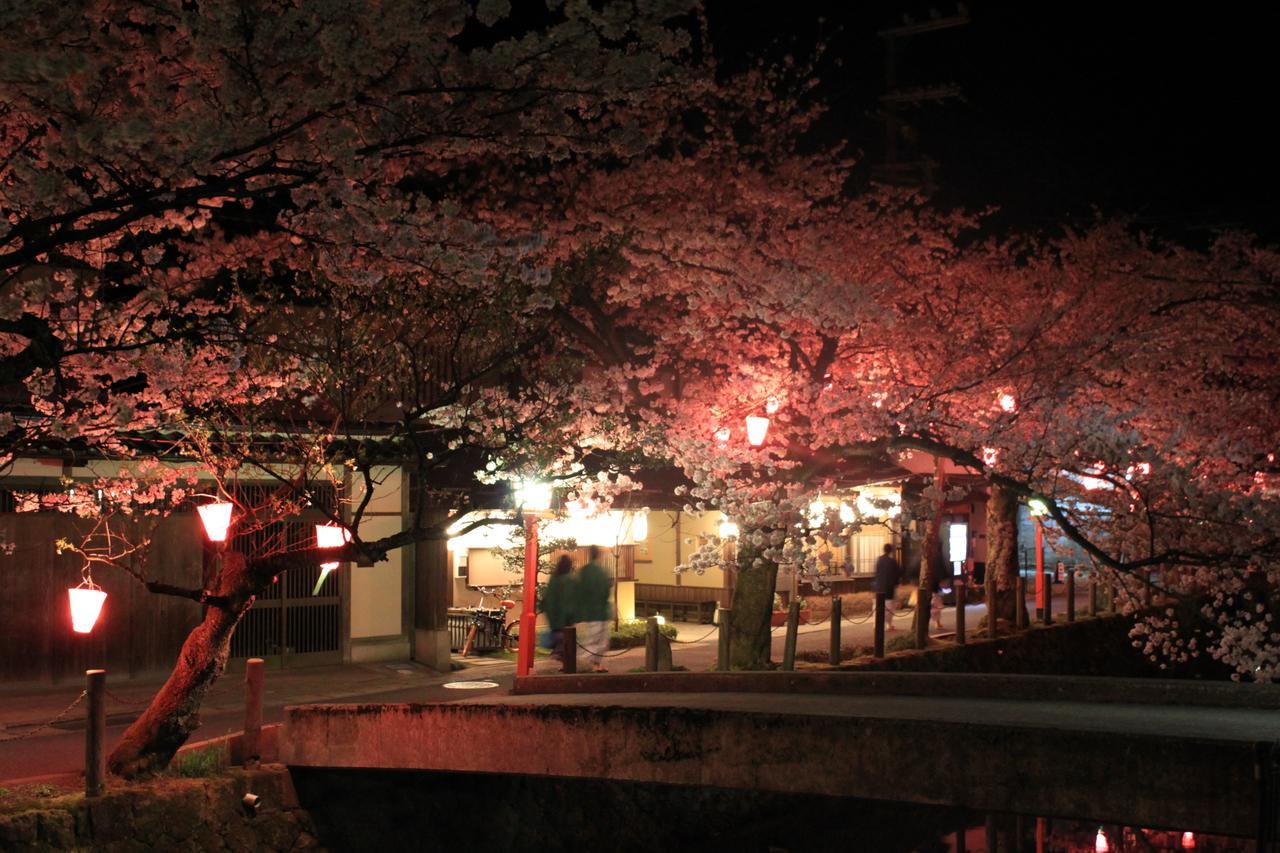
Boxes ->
[709,2,1280,241]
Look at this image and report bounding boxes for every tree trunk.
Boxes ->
[728,535,779,670]
[913,459,946,649]
[986,481,1027,627]
[108,551,257,779]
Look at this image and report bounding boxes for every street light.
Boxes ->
[1028,498,1048,620]
[515,479,552,678]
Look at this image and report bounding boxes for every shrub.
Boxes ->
[168,745,225,778]
[610,620,678,649]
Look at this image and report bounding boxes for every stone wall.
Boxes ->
[0,767,319,852]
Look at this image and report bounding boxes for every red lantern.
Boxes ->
[1095,829,1109,853]
[197,501,234,542]
[1181,831,1196,849]
[745,416,770,447]
[69,581,107,634]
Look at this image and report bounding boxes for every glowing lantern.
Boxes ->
[714,427,731,444]
[982,447,999,467]
[765,396,781,414]
[514,479,553,511]
[1181,831,1195,849]
[69,581,107,634]
[718,519,739,539]
[197,501,234,542]
[1095,828,1109,853]
[630,511,648,542]
[997,391,1017,413]
[314,523,351,595]
[745,416,770,447]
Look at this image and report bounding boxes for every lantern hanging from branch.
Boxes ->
[314,523,351,596]
[745,416,770,447]
[197,501,234,542]
[69,574,107,634]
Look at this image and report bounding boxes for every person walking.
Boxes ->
[542,555,575,672]
[873,543,901,632]
[574,545,613,672]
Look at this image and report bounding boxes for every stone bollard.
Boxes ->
[1065,570,1076,623]
[562,625,577,674]
[829,596,842,665]
[85,669,106,797]
[1042,572,1054,625]
[645,616,659,672]
[781,600,801,671]
[657,632,673,672]
[1015,577,1028,630]
[954,579,966,645]
[243,658,264,767]
[874,592,886,658]
[717,607,731,672]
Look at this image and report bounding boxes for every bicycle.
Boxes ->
[460,597,519,656]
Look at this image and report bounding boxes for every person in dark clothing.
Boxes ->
[873,543,901,632]
[574,545,613,672]
[543,555,575,671]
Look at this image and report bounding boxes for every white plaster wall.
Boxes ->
[349,513,404,639]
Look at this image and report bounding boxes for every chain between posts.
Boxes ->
[669,625,720,644]
[104,688,152,706]
[0,691,87,742]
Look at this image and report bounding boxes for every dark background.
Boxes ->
[708,2,1280,241]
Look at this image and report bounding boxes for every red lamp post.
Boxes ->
[514,480,552,678]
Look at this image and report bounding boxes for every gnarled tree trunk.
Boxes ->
[986,481,1026,627]
[728,536,779,670]
[913,460,946,649]
[108,551,258,779]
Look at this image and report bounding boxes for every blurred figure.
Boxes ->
[873,543,901,632]
[543,554,575,672]
[575,545,613,672]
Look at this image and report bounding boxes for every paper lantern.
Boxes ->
[514,479,553,511]
[69,583,107,634]
[1095,829,1109,853]
[745,416,770,447]
[313,524,351,596]
[1181,832,1195,849]
[197,501,234,542]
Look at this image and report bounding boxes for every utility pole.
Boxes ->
[876,5,970,189]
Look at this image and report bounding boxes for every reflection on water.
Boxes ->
[289,768,1253,852]
[935,817,1243,852]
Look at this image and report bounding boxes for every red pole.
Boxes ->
[1035,518,1045,615]
[517,514,539,677]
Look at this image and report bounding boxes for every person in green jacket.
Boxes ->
[543,555,575,672]
[574,545,613,672]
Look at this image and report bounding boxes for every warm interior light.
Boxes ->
[745,416,770,446]
[839,502,855,524]
[514,479,553,511]
[1180,832,1195,850]
[197,501,234,542]
[69,584,107,634]
[1028,498,1049,517]
[655,614,666,625]
[630,511,648,542]
[1095,829,1109,853]
[718,519,739,539]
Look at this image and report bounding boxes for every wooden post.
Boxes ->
[644,616,659,672]
[1042,572,1053,625]
[1015,577,1027,630]
[717,607,731,672]
[1088,578,1099,617]
[782,600,800,671]
[1065,570,1076,623]
[243,658,264,767]
[954,579,966,645]
[985,815,998,853]
[914,580,930,649]
[85,669,106,797]
[955,826,967,853]
[986,574,998,638]
[1108,583,1118,614]
[562,625,577,674]
[829,596,842,665]
[874,592,886,658]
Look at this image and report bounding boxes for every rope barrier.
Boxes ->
[0,691,86,742]
[575,639,638,658]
